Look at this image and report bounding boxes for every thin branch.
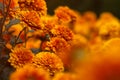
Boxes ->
[13,27,26,48]
[3,0,5,15]
[0,0,11,38]
[24,27,27,48]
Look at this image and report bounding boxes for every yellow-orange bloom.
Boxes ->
[42,37,71,53]
[53,72,78,80]
[21,11,44,30]
[18,0,47,15]
[33,52,64,75]
[83,11,97,23]
[82,11,97,29]
[95,12,119,30]
[55,6,78,24]
[100,12,116,21]
[78,54,120,80]
[87,36,103,54]
[51,25,74,42]
[71,34,87,48]
[99,20,120,39]
[73,19,90,36]
[43,17,56,33]
[41,37,72,67]
[76,38,120,80]
[8,47,34,68]
[10,65,50,80]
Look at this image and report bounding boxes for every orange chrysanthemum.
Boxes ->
[99,12,116,21]
[78,55,120,80]
[43,18,56,33]
[10,65,50,80]
[76,38,120,80]
[42,37,71,53]
[73,19,90,36]
[53,72,78,80]
[95,12,119,30]
[99,20,120,39]
[82,11,97,29]
[21,11,44,30]
[55,6,78,24]
[51,25,74,42]
[33,52,64,75]
[41,37,72,67]
[8,47,34,68]
[18,0,47,15]
[71,34,87,48]
[83,11,97,23]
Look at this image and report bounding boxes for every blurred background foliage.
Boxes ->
[46,0,120,18]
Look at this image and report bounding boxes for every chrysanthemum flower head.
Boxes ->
[87,36,103,54]
[83,11,97,23]
[55,6,78,24]
[21,11,44,30]
[41,37,72,67]
[100,12,116,21]
[33,52,64,75]
[99,20,120,39]
[42,37,71,53]
[18,0,47,15]
[42,16,56,32]
[82,11,97,29]
[10,65,50,80]
[8,47,34,68]
[73,19,90,36]
[53,72,78,80]
[71,34,87,49]
[95,12,119,30]
[76,38,120,80]
[77,55,120,80]
[51,25,74,42]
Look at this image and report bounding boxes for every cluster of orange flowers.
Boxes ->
[0,0,120,80]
